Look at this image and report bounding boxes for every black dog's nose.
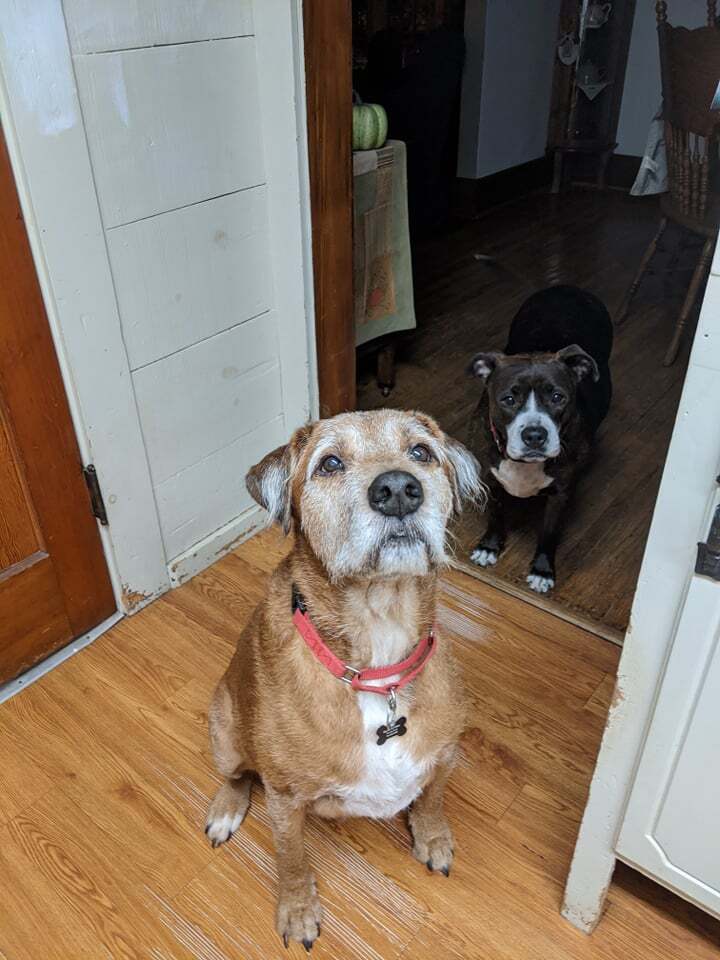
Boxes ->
[521,425,548,449]
[368,470,424,518]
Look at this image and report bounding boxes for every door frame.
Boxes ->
[302,0,356,416]
[562,247,720,932]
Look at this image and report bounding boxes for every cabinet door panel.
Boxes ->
[617,491,720,918]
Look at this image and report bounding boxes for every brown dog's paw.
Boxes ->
[205,778,251,848]
[412,825,454,876]
[276,882,322,951]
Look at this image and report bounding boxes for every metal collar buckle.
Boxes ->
[340,665,361,685]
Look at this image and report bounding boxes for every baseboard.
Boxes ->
[167,504,266,587]
[454,156,553,218]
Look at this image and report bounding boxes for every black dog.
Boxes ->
[467,285,613,593]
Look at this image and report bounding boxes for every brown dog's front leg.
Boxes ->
[265,785,322,950]
[408,755,456,876]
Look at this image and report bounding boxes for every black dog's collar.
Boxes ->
[489,415,505,456]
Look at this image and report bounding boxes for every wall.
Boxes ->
[616,0,708,157]
[458,0,561,179]
[0,0,313,605]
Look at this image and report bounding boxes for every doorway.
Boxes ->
[305,0,706,643]
[357,190,694,642]
[0,130,116,684]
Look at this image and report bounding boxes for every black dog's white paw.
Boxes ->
[526,573,555,594]
[470,547,498,567]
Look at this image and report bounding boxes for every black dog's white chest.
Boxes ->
[491,459,554,499]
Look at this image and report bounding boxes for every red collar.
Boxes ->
[291,589,436,696]
[489,413,504,455]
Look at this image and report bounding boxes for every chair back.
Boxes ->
[656,1,720,223]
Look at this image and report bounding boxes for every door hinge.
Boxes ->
[83,464,109,526]
[696,503,720,581]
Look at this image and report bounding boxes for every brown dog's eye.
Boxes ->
[318,454,344,474]
[409,444,432,463]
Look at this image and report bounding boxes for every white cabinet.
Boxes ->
[617,522,720,917]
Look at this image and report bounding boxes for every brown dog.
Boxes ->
[205,409,482,949]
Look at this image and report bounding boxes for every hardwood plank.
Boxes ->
[0,790,196,960]
[0,528,717,958]
[173,810,415,960]
[0,708,55,827]
[1,658,220,903]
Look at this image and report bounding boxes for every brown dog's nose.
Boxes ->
[521,425,548,449]
[368,471,424,518]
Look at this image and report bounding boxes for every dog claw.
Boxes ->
[441,866,450,877]
[283,934,289,949]
[204,824,209,835]
[303,939,314,952]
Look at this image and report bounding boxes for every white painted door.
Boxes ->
[0,0,314,603]
[616,467,720,917]
[562,255,720,933]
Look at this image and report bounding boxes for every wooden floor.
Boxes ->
[2,528,719,959]
[358,189,700,640]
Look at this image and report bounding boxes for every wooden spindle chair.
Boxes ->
[617,0,720,365]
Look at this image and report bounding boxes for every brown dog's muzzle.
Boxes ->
[368,470,424,519]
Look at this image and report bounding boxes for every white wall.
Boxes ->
[616,0,708,156]
[458,0,561,179]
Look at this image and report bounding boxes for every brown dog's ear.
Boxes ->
[556,344,599,383]
[445,438,484,514]
[469,352,503,380]
[245,425,312,533]
[411,411,485,513]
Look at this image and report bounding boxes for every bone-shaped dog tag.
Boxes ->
[376,688,407,745]
[376,715,407,745]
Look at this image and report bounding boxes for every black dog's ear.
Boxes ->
[469,352,503,380]
[556,344,599,383]
[245,424,312,533]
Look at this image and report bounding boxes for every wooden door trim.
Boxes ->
[0,130,116,647]
[302,0,355,416]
